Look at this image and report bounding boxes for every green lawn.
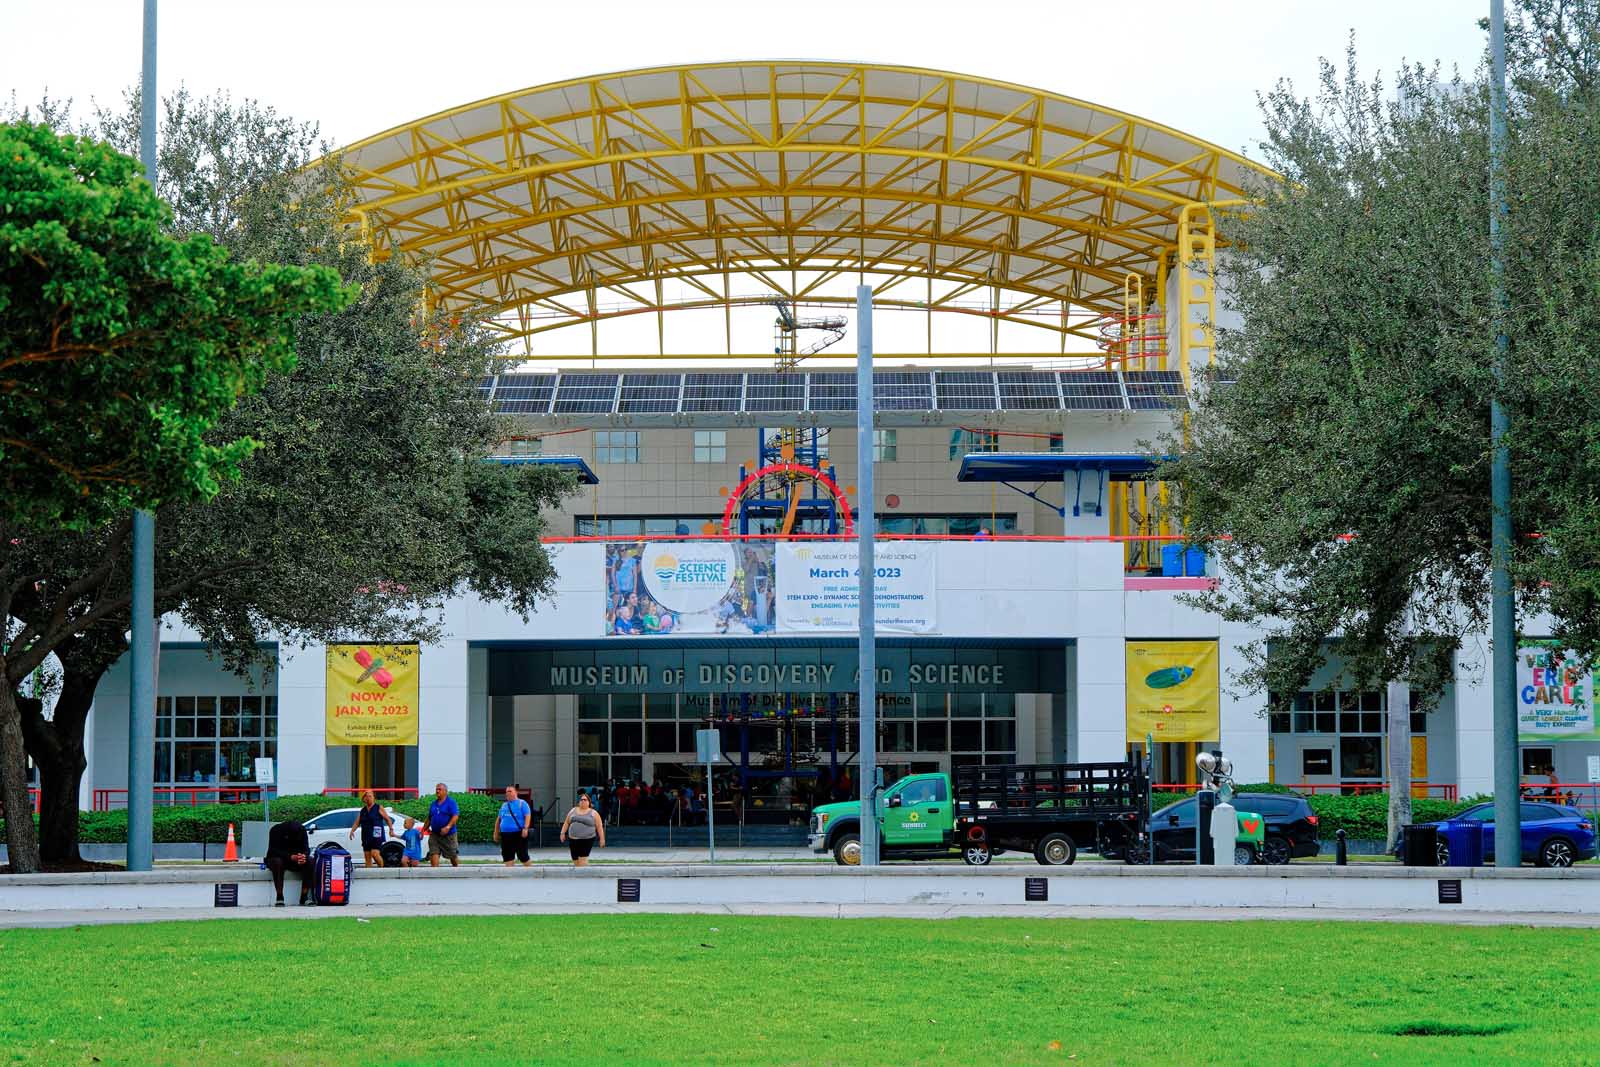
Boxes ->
[1,915,1593,1066]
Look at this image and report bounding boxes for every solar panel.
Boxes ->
[1058,370,1126,411]
[617,372,683,413]
[744,372,804,412]
[807,372,856,411]
[874,371,933,411]
[682,373,743,412]
[492,372,556,414]
[1123,370,1188,411]
[935,371,997,410]
[552,372,619,413]
[996,371,1060,410]
[476,376,496,399]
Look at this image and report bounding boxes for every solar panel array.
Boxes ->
[482,370,1189,414]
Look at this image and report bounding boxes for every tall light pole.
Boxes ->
[126,0,159,873]
[1488,0,1521,866]
[855,285,879,867]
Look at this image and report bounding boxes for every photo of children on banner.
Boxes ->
[605,543,775,636]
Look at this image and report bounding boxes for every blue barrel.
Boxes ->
[1184,547,1208,576]
[1448,827,1485,867]
[1161,544,1184,576]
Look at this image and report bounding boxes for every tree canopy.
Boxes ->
[0,119,349,528]
[1168,1,1600,709]
[1,93,576,871]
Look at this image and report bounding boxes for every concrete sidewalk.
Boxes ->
[2,900,1596,929]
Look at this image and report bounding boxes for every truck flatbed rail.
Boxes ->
[954,757,1148,820]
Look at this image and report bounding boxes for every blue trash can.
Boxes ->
[1161,544,1184,576]
[1448,827,1485,867]
[1184,547,1208,577]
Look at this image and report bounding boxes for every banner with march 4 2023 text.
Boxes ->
[1125,639,1219,744]
[775,543,936,633]
[325,643,420,745]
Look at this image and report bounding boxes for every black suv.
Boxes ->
[1147,791,1321,864]
[1236,792,1321,864]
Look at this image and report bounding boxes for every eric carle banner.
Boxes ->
[606,541,776,635]
[1125,639,1220,744]
[325,643,420,745]
[775,543,936,634]
[1518,642,1599,742]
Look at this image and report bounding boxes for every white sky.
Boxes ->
[3,0,1490,365]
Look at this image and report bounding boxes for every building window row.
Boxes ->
[592,429,903,465]
[1266,689,1427,737]
[154,695,278,785]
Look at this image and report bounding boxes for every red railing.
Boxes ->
[320,787,420,800]
[29,787,40,814]
[1153,782,1459,801]
[92,786,269,811]
[543,532,1218,544]
[1520,783,1599,808]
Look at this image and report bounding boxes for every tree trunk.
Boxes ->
[0,682,43,872]
[17,635,122,867]
[1385,680,1412,853]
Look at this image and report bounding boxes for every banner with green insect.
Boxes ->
[1125,640,1219,744]
[326,643,420,745]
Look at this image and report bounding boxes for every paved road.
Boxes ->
[2,900,1595,929]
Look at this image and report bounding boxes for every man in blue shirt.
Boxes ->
[613,551,640,602]
[495,785,534,867]
[427,782,460,868]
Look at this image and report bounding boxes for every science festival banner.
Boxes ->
[1517,642,1599,742]
[1125,639,1220,744]
[775,542,937,634]
[325,643,420,745]
[606,541,776,635]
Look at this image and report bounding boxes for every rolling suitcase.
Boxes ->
[311,842,352,905]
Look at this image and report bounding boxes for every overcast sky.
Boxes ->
[5,0,1488,157]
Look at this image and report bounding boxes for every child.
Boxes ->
[400,816,423,868]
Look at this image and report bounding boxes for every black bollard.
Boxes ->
[1335,828,1348,866]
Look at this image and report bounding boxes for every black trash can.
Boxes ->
[1402,824,1439,867]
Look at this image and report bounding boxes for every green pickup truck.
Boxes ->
[808,758,1264,866]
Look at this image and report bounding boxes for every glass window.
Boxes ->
[611,755,643,782]
[1339,712,1360,733]
[1268,712,1291,733]
[1293,713,1315,734]
[873,429,897,462]
[1339,737,1383,778]
[951,693,983,718]
[1360,712,1383,733]
[611,694,644,719]
[1314,691,1335,712]
[578,753,606,787]
[916,721,948,752]
[1520,803,1557,822]
[1158,798,1196,826]
[1314,712,1336,734]
[1459,804,1493,822]
[694,430,727,463]
[578,722,606,754]
[611,721,643,754]
[578,694,609,720]
[1521,748,1554,776]
[646,723,679,754]
[882,720,916,753]
[594,430,641,464]
[174,742,217,783]
[950,720,982,752]
[679,723,702,753]
[309,809,358,831]
[1410,711,1427,734]
[985,693,1014,718]
[984,720,1015,752]
[898,778,946,805]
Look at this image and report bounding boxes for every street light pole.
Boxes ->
[855,285,879,867]
[1488,0,1522,866]
[126,0,159,873]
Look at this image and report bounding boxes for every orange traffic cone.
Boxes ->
[224,823,238,863]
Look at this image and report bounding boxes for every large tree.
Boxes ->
[3,93,575,869]
[0,119,347,528]
[1166,0,1600,846]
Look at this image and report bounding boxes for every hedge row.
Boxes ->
[6,792,518,847]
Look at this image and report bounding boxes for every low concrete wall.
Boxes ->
[1,864,1595,915]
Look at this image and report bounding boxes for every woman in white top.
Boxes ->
[560,792,605,866]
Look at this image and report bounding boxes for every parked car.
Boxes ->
[1141,794,1274,865]
[301,806,413,867]
[1398,801,1595,868]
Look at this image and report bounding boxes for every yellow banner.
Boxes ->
[325,643,420,746]
[1125,640,1220,744]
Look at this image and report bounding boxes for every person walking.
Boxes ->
[559,792,605,866]
[495,785,534,867]
[348,789,391,868]
[427,782,461,868]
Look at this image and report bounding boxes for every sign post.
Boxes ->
[695,729,723,863]
[254,758,275,825]
[856,284,879,867]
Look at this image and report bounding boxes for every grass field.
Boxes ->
[1,915,1594,1066]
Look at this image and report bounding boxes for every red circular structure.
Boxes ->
[720,462,853,537]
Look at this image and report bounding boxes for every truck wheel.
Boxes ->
[833,833,862,866]
[962,843,992,866]
[1034,833,1076,866]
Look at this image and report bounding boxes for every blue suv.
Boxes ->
[1404,801,1595,867]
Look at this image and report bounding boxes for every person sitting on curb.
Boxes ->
[264,819,313,906]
